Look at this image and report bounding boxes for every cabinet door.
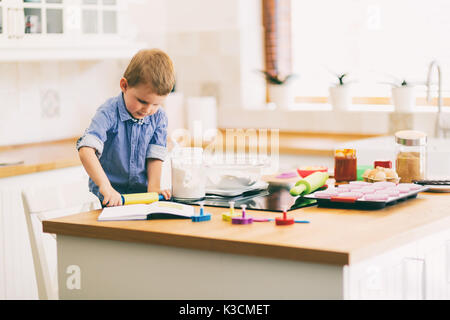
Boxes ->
[402,257,426,300]
[1,0,22,39]
[417,228,450,299]
[21,0,64,35]
[0,0,143,61]
[346,241,420,300]
[80,0,117,35]
[17,0,118,37]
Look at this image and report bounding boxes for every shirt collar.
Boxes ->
[117,92,151,125]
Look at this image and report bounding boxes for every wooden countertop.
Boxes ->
[0,138,80,178]
[0,131,378,178]
[43,192,450,266]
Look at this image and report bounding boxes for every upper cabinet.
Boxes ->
[0,0,145,61]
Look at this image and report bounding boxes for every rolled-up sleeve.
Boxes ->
[146,111,168,161]
[76,107,113,157]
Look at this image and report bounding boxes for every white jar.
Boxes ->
[171,147,205,200]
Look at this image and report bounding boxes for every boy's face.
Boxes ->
[120,77,167,119]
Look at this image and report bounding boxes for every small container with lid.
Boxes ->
[334,148,357,182]
[395,130,427,183]
[374,160,392,169]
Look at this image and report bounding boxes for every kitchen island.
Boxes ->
[43,191,450,299]
[0,131,379,299]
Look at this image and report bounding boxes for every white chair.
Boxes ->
[21,180,101,300]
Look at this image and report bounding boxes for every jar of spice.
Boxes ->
[395,130,427,183]
[334,148,357,182]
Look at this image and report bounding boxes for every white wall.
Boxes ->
[165,0,265,112]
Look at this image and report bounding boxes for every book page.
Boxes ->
[98,204,149,221]
[147,201,194,218]
[98,201,195,221]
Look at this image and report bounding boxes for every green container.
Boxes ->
[357,165,373,181]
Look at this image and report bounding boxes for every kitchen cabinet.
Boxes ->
[345,241,423,300]
[347,228,450,300]
[0,0,144,61]
[43,192,450,300]
[417,228,450,299]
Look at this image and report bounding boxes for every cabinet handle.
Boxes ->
[446,241,450,283]
[402,257,426,300]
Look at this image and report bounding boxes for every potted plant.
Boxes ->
[260,71,297,110]
[385,79,416,113]
[329,73,352,111]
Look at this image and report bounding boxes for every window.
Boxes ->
[290,0,450,105]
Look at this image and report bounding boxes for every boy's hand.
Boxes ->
[160,189,172,200]
[100,184,123,207]
[148,187,171,200]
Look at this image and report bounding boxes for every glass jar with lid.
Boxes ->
[395,130,427,183]
[334,148,357,182]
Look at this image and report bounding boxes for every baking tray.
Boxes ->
[304,185,429,210]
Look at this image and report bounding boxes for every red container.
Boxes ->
[374,160,392,169]
[297,166,328,178]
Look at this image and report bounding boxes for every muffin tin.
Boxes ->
[304,181,428,210]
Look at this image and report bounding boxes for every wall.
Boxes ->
[0,60,126,146]
[165,0,265,112]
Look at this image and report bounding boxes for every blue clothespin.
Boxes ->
[191,202,211,222]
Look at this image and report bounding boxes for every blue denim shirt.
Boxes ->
[76,92,168,201]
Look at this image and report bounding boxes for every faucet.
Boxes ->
[426,60,446,138]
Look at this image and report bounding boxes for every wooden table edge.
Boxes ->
[42,218,349,266]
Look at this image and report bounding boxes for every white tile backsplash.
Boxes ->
[0,60,123,146]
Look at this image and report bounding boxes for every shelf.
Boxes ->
[0,39,147,61]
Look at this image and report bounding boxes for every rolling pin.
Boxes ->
[121,192,164,205]
[289,171,329,196]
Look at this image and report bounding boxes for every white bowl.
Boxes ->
[205,162,265,190]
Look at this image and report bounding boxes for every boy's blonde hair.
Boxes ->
[123,49,175,96]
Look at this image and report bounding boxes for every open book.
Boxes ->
[98,201,195,221]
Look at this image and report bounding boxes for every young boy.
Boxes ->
[77,49,175,207]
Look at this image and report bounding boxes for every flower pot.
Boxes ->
[391,86,415,113]
[329,85,352,111]
[268,83,294,110]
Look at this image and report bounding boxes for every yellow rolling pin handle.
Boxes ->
[121,192,164,205]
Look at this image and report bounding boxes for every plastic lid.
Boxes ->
[335,149,356,158]
[395,130,427,146]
